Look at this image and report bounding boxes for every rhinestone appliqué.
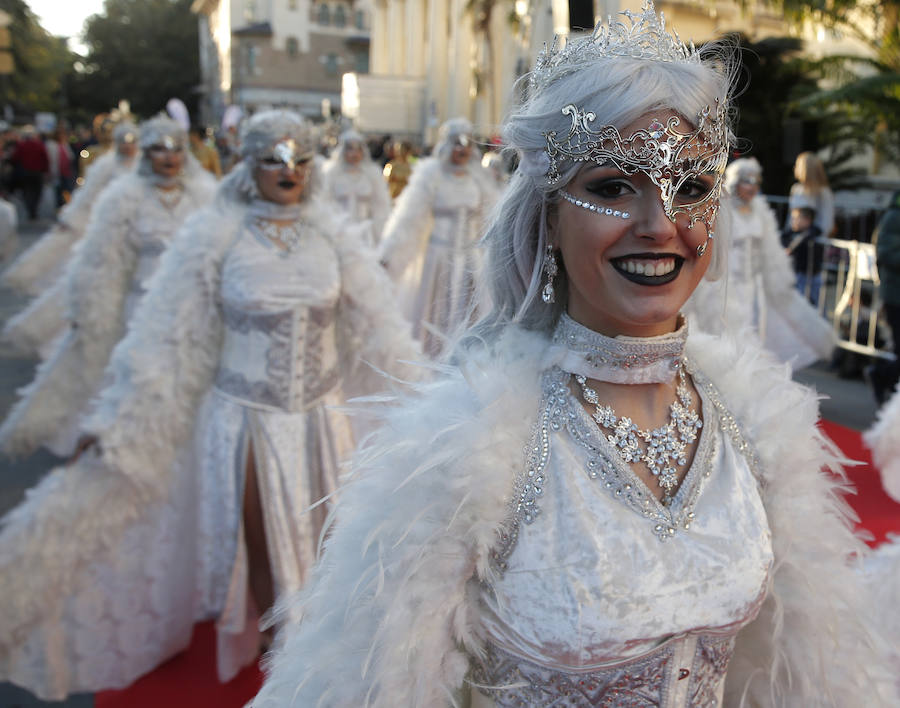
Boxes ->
[575,361,702,503]
[252,218,305,252]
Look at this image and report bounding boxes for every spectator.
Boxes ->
[46,124,76,208]
[788,152,835,238]
[11,125,50,220]
[782,204,824,305]
[189,125,222,178]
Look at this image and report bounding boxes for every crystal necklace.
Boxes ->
[156,186,183,210]
[247,199,305,253]
[575,361,702,505]
[252,218,304,252]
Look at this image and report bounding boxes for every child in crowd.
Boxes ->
[783,204,824,305]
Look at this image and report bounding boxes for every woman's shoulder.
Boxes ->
[687,330,821,462]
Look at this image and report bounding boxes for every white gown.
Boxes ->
[0,166,216,457]
[379,158,497,357]
[321,159,391,246]
[0,196,420,700]
[689,196,833,369]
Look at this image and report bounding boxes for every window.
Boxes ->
[354,49,369,74]
[324,53,339,76]
[333,4,347,27]
[568,0,593,31]
[245,44,259,74]
[317,3,330,25]
[354,9,365,29]
[286,36,299,58]
[244,0,257,21]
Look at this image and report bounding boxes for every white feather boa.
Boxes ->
[0,170,216,457]
[864,384,900,503]
[255,325,889,707]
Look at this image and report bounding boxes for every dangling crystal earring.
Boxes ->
[696,231,714,257]
[542,244,558,304]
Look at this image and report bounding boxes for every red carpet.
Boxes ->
[94,419,900,707]
[819,419,900,547]
[94,622,262,708]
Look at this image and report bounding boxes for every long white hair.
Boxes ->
[472,40,738,342]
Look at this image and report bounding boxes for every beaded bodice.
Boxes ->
[214,219,342,413]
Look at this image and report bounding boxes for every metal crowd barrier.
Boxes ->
[765,195,894,364]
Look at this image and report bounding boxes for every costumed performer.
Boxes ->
[0,109,421,700]
[688,156,834,369]
[321,129,391,246]
[254,5,891,706]
[0,121,140,297]
[378,117,499,358]
[0,115,216,458]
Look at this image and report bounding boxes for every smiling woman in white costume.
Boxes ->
[0,115,216,458]
[252,5,891,707]
[0,110,419,700]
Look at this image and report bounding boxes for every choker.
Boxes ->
[150,173,183,190]
[247,199,303,221]
[550,312,687,384]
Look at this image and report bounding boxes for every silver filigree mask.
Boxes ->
[544,101,728,237]
[257,138,313,171]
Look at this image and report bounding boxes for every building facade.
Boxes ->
[193,0,373,125]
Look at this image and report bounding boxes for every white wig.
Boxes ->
[724,156,762,194]
[434,117,481,166]
[333,129,369,162]
[216,109,320,205]
[473,29,738,340]
[136,115,191,178]
[113,121,139,147]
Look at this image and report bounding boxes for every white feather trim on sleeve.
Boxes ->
[255,329,545,707]
[0,205,234,659]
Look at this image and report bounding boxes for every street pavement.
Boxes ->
[0,218,882,707]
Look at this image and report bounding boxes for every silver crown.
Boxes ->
[530,0,700,93]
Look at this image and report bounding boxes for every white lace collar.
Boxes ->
[549,312,687,384]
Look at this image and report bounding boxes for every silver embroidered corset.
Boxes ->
[472,632,737,708]
[214,300,340,413]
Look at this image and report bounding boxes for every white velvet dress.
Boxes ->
[0,196,420,700]
[379,158,496,357]
[191,218,358,678]
[471,319,773,707]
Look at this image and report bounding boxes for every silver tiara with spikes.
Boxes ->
[530,1,700,93]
